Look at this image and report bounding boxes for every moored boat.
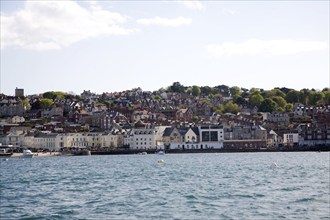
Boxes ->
[21,149,34,158]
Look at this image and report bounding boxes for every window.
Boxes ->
[210,131,218,141]
[202,131,210,142]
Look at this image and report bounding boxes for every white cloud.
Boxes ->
[178,1,205,11]
[206,39,328,57]
[136,16,192,27]
[0,1,136,50]
[222,8,238,15]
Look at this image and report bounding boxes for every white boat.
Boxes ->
[155,150,165,155]
[21,149,34,158]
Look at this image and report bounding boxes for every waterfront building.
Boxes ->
[162,125,224,150]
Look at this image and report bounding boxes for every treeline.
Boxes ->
[164,82,330,113]
[20,82,330,114]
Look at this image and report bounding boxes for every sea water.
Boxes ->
[0,152,329,219]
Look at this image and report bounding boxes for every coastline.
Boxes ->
[2,146,328,158]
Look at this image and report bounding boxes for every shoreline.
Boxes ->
[2,147,329,158]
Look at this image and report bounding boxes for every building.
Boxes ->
[283,133,299,146]
[15,88,24,97]
[198,125,224,149]
[163,126,199,150]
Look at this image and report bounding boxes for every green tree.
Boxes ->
[200,86,212,96]
[285,103,294,112]
[298,89,311,105]
[230,86,241,97]
[286,90,300,103]
[272,96,287,108]
[154,95,161,100]
[249,92,264,107]
[233,96,248,106]
[191,85,201,97]
[168,82,185,93]
[43,91,65,100]
[309,91,325,106]
[259,98,277,112]
[323,91,330,105]
[40,98,54,109]
[19,99,31,110]
[224,101,241,114]
[249,88,259,94]
[262,89,286,99]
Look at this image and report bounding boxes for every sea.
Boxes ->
[0,152,329,220]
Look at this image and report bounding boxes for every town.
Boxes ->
[1,83,329,154]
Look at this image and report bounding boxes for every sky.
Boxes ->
[0,0,329,96]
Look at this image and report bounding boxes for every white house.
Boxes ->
[198,125,224,149]
[125,126,168,150]
[283,133,299,146]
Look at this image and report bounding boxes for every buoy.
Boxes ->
[158,159,164,163]
[270,162,278,168]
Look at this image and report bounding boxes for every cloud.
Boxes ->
[178,1,205,11]
[206,39,328,57]
[222,8,238,15]
[136,16,192,27]
[0,1,136,50]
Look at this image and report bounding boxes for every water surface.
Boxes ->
[1,152,329,219]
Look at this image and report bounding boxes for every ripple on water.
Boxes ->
[0,152,329,219]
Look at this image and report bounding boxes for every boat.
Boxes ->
[21,149,34,158]
[0,149,13,157]
[155,150,165,155]
[0,144,13,157]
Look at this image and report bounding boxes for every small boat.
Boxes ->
[0,149,13,157]
[155,150,165,155]
[0,144,13,157]
[21,149,34,158]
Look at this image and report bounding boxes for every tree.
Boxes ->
[224,101,241,114]
[323,91,330,105]
[200,86,212,96]
[191,85,201,97]
[298,89,311,105]
[249,92,264,107]
[40,98,54,109]
[43,91,65,100]
[272,96,287,108]
[234,96,248,106]
[19,99,31,110]
[286,90,300,103]
[262,89,286,99]
[285,103,294,112]
[259,98,277,112]
[309,91,325,106]
[154,95,161,100]
[230,86,241,97]
[169,82,185,93]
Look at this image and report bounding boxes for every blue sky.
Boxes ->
[1,0,329,95]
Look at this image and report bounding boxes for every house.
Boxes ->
[0,102,24,117]
[41,106,64,118]
[162,126,199,150]
[298,124,330,146]
[225,125,267,141]
[198,125,224,149]
[124,122,168,150]
[11,116,25,124]
[267,130,283,148]
[283,133,299,146]
[176,108,193,122]
[264,112,289,125]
